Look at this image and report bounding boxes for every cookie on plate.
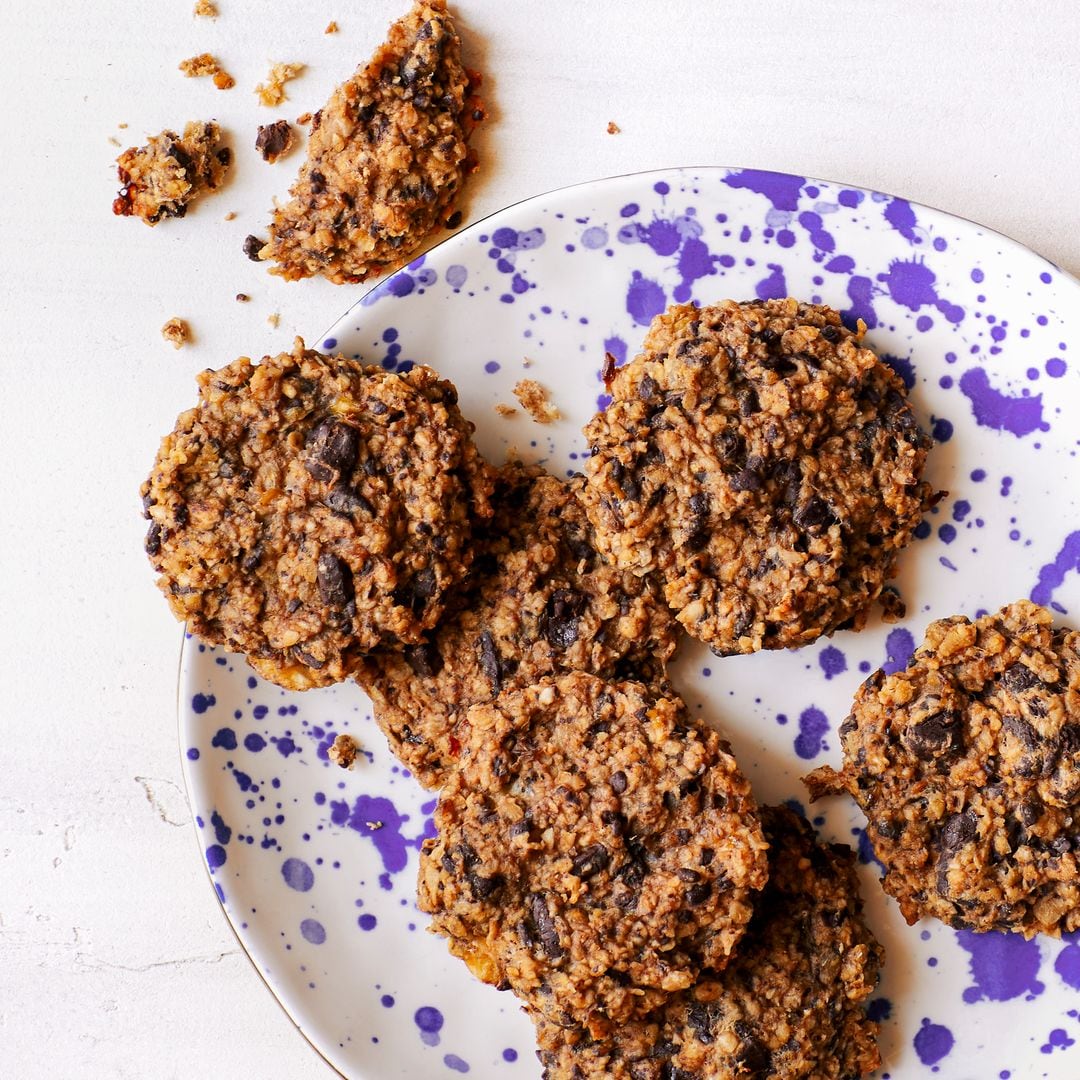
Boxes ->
[805,599,1080,936]
[535,805,884,1080]
[580,298,934,655]
[355,464,678,788]
[417,673,769,1031]
[258,0,484,283]
[142,340,494,689]
[113,121,231,225]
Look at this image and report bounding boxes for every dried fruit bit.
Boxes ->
[179,53,235,89]
[261,0,485,284]
[243,234,266,261]
[607,120,621,134]
[325,20,339,33]
[193,0,217,17]
[327,733,360,769]
[513,379,560,424]
[255,62,304,107]
[235,293,249,302]
[255,120,294,163]
[161,318,190,349]
[114,121,231,226]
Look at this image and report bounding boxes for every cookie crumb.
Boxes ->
[255,62,304,107]
[521,357,533,368]
[325,20,339,33]
[243,234,266,261]
[267,312,280,328]
[295,111,313,126]
[161,318,190,349]
[108,135,121,147]
[255,120,294,163]
[193,0,217,17]
[223,211,237,221]
[494,403,517,418]
[179,53,235,89]
[607,120,621,134]
[365,820,384,831]
[878,587,906,623]
[118,122,128,129]
[327,732,360,769]
[513,379,560,423]
[235,293,249,302]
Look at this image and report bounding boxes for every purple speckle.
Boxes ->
[653,180,670,195]
[1046,357,1067,378]
[958,929,1044,1002]
[953,500,971,522]
[275,736,297,758]
[300,918,326,945]
[1040,270,1053,284]
[446,264,467,289]
[939,524,956,544]
[484,360,500,374]
[866,998,892,1023]
[884,197,919,241]
[1041,1028,1075,1054]
[492,227,517,248]
[192,693,216,715]
[244,732,266,752]
[879,258,964,324]
[959,367,1047,438]
[211,726,236,750]
[754,263,787,301]
[971,468,986,482]
[186,747,200,760]
[914,1019,954,1067]
[723,169,805,211]
[626,271,666,326]
[381,994,395,1008]
[603,335,628,367]
[415,1006,444,1047]
[819,646,847,680]
[843,275,877,330]
[883,629,915,674]
[1031,531,1080,608]
[358,913,377,931]
[206,844,226,869]
[210,810,231,845]
[931,417,953,442]
[620,202,639,218]
[332,794,411,874]
[281,857,314,892]
[882,353,916,391]
[444,1055,470,1073]
[825,255,855,273]
[971,267,985,283]
[502,1049,518,1063]
[1054,943,1080,989]
[581,226,607,249]
[793,706,829,760]
[322,337,337,349]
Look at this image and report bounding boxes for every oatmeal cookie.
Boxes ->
[535,805,883,1080]
[805,599,1080,936]
[581,298,933,655]
[142,339,494,689]
[258,0,484,283]
[355,465,678,788]
[417,673,769,1031]
[113,121,230,225]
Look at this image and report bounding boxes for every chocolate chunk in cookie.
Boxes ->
[535,805,884,1080]
[805,599,1080,936]
[580,298,933,655]
[259,0,484,283]
[417,674,768,1031]
[355,465,678,788]
[142,339,494,688]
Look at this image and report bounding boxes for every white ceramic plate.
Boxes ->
[179,167,1080,1079]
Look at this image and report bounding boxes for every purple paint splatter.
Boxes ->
[914,1019,954,1066]
[959,367,1047,438]
[1031,531,1080,610]
[958,929,1044,1002]
[818,646,847,680]
[882,629,915,674]
[281,857,314,892]
[793,707,829,760]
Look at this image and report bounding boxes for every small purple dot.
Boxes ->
[300,918,326,945]
[1047,358,1067,378]
[358,913,377,931]
[502,1049,518,1063]
[186,747,200,760]
[381,994,395,1007]
[206,844,226,869]
[281,857,314,892]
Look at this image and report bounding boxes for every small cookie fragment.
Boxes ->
[606,120,621,134]
[266,312,280,328]
[355,466,678,788]
[161,318,190,349]
[325,20,339,33]
[418,673,768,1030]
[806,599,1080,937]
[256,120,294,163]
[328,733,360,769]
[114,121,231,226]
[179,53,235,89]
[255,62,304,107]
[193,0,217,17]
[259,0,485,284]
[141,339,494,689]
[581,298,934,655]
[513,379,560,423]
[536,805,884,1080]
[493,403,517,418]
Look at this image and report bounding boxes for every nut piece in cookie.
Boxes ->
[535,805,884,1080]
[580,298,934,655]
[417,673,769,1031]
[114,122,231,225]
[355,465,678,788]
[141,339,494,689]
[805,599,1080,937]
[258,0,484,283]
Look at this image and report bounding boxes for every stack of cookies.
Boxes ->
[144,297,941,1076]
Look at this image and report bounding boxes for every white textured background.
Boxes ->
[2,2,1079,1076]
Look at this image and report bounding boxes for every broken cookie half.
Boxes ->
[257,0,484,284]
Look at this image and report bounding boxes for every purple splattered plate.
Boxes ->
[180,167,1080,1078]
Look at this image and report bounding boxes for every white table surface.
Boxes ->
[3,2,1079,1076]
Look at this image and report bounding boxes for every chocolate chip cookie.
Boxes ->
[805,599,1080,936]
[417,673,769,1031]
[535,805,883,1079]
[258,0,484,283]
[142,340,494,689]
[580,298,933,655]
[355,464,678,788]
